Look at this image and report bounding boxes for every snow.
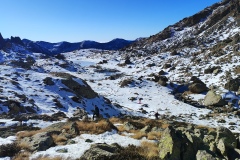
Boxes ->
[0,1,239,158]
[30,130,144,160]
[0,136,16,145]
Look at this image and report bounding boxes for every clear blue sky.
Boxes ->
[0,0,220,43]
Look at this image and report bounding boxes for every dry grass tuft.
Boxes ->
[13,151,31,160]
[16,129,46,139]
[140,141,159,159]
[161,123,169,129]
[34,156,63,160]
[76,119,113,134]
[52,134,67,145]
[115,125,126,132]
[17,141,31,151]
[109,117,124,124]
[147,131,162,140]
[131,131,147,140]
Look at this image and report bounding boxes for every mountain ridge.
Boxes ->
[0,34,134,55]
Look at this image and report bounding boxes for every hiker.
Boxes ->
[93,105,99,120]
[155,112,159,119]
[138,98,143,104]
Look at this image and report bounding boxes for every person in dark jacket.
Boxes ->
[155,112,159,119]
[93,105,100,120]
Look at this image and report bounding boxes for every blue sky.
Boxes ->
[0,0,220,42]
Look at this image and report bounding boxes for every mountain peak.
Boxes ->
[0,33,5,49]
[10,36,24,46]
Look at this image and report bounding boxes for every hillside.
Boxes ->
[0,0,239,159]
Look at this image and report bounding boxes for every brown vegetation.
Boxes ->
[76,119,113,134]
[51,134,68,145]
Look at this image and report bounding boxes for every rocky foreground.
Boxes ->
[0,114,240,160]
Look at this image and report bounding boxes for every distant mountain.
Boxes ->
[0,34,134,55]
[22,38,134,55]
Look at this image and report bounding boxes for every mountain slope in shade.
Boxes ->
[22,38,134,55]
[0,34,134,55]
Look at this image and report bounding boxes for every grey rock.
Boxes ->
[224,78,240,91]
[204,91,227,106]
[20,132,54,152]
[189,83,208,93]
[79,143,121,160]
[158,126,195,160]
[215,126,237,148]
[61,77,97,99]
[196,150,216,160]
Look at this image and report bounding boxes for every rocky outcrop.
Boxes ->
[196,150,216,160]
[224,78,240,91]
[19,132,54,152]
[7,101,26,115]
[158,125,240,160]
[204,66,221,74]
[158,76,168,86]
[204,91,227,106]
[10,36,24,46]
[0,33,5,49]
[61,77,97,99]
[119,78,133,88]
[188,83,208,93]
[80,143,121,160]
[124,57,132,64]
[188,76,208,93]
[158,126,195,160]
[73,107,88,119]
[43,77,55,86]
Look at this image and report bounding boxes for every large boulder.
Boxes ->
[43,77,55,85]
[224,78,240,91]
[158,126,195,160]
[119,79,133,88]
[215,127,237,148]
[189,83,208,93]
[61,77,97,99]
[79,143,121,160]
[124,57,132,64]
[204,66,221,74]
[215,127,238,158]
[7,101,26,115]
[204,91,227,106]
[73,107,88,119]
[188,76,208,93]
[20,132,54,152]
[158,76,168,86]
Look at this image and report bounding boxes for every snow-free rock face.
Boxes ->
[20,132,54,152]
[158,126,195,160]
[80,143,121,160]
[204,91,227,106]
[61,77,98,99]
